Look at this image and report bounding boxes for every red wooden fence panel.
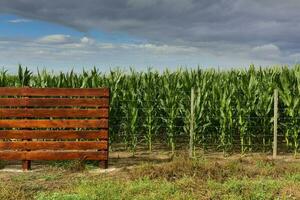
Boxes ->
[0,87,109,170]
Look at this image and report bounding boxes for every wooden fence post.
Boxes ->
[189,88,195,158]
[273,89,278,159]
[100,88,109,169]
[22,87,31,171]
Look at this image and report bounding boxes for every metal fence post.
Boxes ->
[189,88,195,158]
[273,89,278,159]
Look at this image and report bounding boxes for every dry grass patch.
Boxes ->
[126,154,300,182]
[0,183,26,200]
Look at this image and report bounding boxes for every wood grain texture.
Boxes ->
[0,119,108,128]
[0,108,108,118]
[0,87,109,97]
[0,130,108,139]
[0,87,109,168]
[0,141,107,150]
[0,98,109,107]
[0,151,107,160]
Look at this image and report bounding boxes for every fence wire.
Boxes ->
[108,88,300,155]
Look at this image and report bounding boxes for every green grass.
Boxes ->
[1,155,300,200]
[207,178,282,200]
[36,178,193,200]
[34,176,300,200]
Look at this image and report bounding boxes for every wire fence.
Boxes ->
[107,88,300,157]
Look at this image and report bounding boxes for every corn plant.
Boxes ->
[183,70,211,155]
[255,68,274,152]
[105,69,124,145]
[81,67,104,88]
[0,69,7,86]
[279,67,300,156]
[218,81,234,154]
[141,69,160,152]
[160,70,184,154]
[34,69,56,87]
[121,69,141,155]
[17,65,32,87]
[235,66,259,153]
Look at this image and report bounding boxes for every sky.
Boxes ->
[0,0,300,72]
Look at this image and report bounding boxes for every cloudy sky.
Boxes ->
[0,0,300,71]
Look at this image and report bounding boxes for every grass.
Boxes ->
[0,154,300,199]
[36,178,193,200]
[0,181,26,200]
[207,178,282,200]
[48,160,87,172]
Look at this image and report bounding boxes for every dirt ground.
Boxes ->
[1,148,300,172]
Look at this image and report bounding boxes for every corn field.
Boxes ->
[2,65,300,156]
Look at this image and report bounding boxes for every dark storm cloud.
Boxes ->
[1,0,300,60]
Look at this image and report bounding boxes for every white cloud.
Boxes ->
[80,37,95,45]
[252,44,280,54]
[0,35,212,71]
[0,35,298,72]
[37,34,73,44]
[289,53,300,64]
[8,19,31,23]
[131,43,198,54]
[251,44,281,59]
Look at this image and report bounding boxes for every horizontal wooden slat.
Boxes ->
[0,151,107,160]
[0,108,108,118]
[0,98,109,107]
[0,119,108,128]
[0,87,109,97]
[0,130,108,139]
[0,141,107,150]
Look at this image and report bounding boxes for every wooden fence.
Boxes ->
[0,87,109,170]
